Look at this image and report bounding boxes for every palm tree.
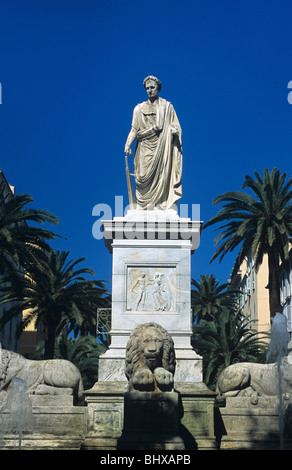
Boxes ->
[191,274,239,323]
[0,249,110,359]
[203,168,292,317]
[192,307,268,389]
[0,182,59,276]
[55,335,107,389]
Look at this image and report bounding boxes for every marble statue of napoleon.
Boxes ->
[124,76,182,210]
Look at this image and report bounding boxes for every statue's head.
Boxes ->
[143,75,162,92]
[143,76,161,102]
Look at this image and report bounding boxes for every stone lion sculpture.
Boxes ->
[125,322,176,392]
[0,349,84,405]
[216,355,292,405]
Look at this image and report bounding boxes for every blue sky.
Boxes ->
[1,0,292,290]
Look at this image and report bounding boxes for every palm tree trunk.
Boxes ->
[44,323,57,359]
[268,245,282,318]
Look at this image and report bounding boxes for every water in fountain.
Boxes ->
[267,312,290,362]
[266,312,290,449]
[0,377,35,449]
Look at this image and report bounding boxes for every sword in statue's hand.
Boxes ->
[125,152,136,210]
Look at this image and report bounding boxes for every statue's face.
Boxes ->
[140,327,163,370]
[145,79,159,101]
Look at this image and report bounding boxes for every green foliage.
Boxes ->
[191,273,269,389]
[0,249,110,359]
[191,274,239,322]
[0,181,110,384]
[55,335,107,390]
[192,307,269,389]
[0,181,59,276]
[204,168,292,315]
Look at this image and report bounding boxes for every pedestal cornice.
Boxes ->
[101,214,202,254]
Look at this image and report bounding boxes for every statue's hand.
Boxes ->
[124,146,132,156]
[170,126,179,135]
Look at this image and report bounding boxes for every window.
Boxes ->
[252,270,255,290]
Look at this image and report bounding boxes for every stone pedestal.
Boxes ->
[82,382,126,450]
[118,390,185,450]
[218,396,292,450]
[177,382,218,450]
[82,381,217,451]
[98,210,203,383]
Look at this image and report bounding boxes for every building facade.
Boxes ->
[231,249,292,342]
[280,255,292,338]
[230,252,270,335]
[0,168,22,353]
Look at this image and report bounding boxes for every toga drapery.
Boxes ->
[131,97,182,209]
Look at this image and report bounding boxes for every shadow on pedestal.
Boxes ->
[117,389,196,450]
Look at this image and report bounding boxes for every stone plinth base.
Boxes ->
[218,396,292,450]
[82,381,217,450]
[176,382,218,450]
[118,390,184,450]
[0,381,218,450]
[82,382,127,450]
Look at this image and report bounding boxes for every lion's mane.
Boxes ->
[125,322,176,381]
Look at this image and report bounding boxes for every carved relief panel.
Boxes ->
[126,266,176,312]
